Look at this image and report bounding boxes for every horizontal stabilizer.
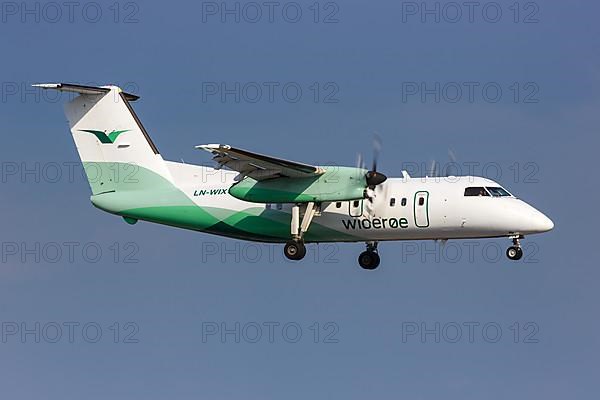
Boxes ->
[32,83,140,101]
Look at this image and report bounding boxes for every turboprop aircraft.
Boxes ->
[34,83,554,270]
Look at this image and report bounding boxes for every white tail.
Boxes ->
[35,83,172,195]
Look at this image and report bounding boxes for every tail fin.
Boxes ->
[35,83,172,195]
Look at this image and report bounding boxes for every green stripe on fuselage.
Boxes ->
[86,162,360,243]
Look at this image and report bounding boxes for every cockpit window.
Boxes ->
[464,187,490,197]
[486,187,512,197]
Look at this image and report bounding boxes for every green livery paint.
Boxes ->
[81,161,142,195]
[79,129,130,144]
[86,161,361,243]
[229,166,367,203]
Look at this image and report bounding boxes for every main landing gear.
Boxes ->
[358,242,380,270]
[506,236,524,261]
[283,202,318,261]
[281,202,382,270]
[284,240,306,261]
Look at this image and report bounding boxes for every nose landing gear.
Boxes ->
[506,236,523,261]
[358,242,380,270]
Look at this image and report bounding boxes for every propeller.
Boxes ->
[429,148,459,178]
[365,134,387,187]
[446,148,459,176]
[359,134,388,217]
[428,159,439,178]
[448,148,457,163]
[356,152,365,170]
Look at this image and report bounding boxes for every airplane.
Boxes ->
[34,83,554,270]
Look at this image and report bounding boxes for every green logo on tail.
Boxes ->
[79,129,130,144]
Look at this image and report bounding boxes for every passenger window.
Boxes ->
[336,202,342,208]
[353,200,359,207]
[401,198,407,206]
[464,187,490,197]
[418,197,425,206]
[266,203,271,209]
[390,198,396,207]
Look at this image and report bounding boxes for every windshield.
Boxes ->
[486,187,512,197]
[464,187,490,196]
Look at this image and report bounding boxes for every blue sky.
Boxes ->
[0,0,598,398]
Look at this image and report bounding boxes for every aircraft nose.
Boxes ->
[530,209,554,233]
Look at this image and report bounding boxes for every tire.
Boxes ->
[358,251,381,270]
[284,241,306,261]
[506,246,523,261]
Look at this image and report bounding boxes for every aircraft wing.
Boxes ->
[196,144,325,181]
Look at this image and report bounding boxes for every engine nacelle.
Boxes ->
[229,166,367,203]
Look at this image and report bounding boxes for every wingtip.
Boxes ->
[32,83,59,88]
[195,144,231,151]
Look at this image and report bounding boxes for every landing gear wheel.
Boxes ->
[506,246,523,261]
[358,251,381,270]
[284,240,306,261]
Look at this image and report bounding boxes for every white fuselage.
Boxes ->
[168,162,554,243]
